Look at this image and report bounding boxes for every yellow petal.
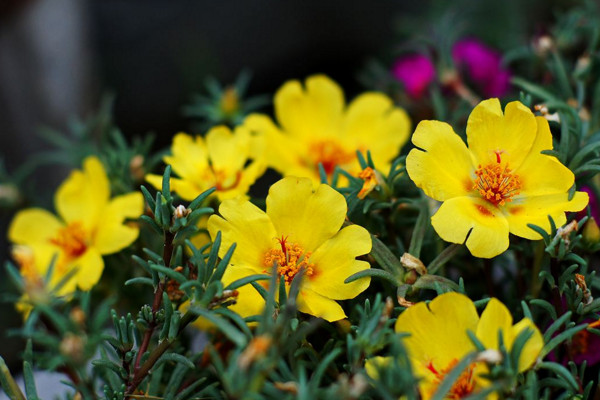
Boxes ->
[221,264,267,319]
[296,287,346,321]
[476,298,513,350]
[466,100,538,170]
[307,225,371,300]
[395,292,478,368]
[266,177,346,252]
[504,191,588,240]
[206,125,249,174]
[431,197,510,258]
[406,121,475,201]
[55,156,110,229]
[94,192,143,254]
[511,318,543,372]
[244,114,298,174]
[274,75,344,140]
[515,154,575,197]
[364,356,391,380]
[208,197,277,268]
[165,133,208,181]
[9,208,63,244]
[55,247,104,294]
[343,92,411,167]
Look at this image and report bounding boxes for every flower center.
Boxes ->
[49,222,88,260]
[426,359,476,399]
[308,140,355,176]
[263,236,314,284]
[213,170,242,191]
[473,152,521,206]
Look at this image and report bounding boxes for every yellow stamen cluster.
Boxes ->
[427,359,476,399]
[49,222,88,259]
[308,140,355,176]
[263,237,315,284]
[473,161,521,206]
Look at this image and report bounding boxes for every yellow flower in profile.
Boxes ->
[243,75,410,184]
[367,292,543,399]
[146,125,265,201]
[207,176,372,322]
[8,156,143,296]
[406,99,588,258]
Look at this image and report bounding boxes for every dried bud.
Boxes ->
[70,307,87,327]
[238,335,272,370]
[0,183,21,206]
[174,204,191,219]
[336,319,352,334]
[357,167,384,199]
[59,333,86,364]
[583,217,600,245]
[397,297,415,308]
[129,154,145,182]
[534,104,560,123]
[273,381,298,394]
[401,253,427,275]
[533,35,554,56]
[476,349,503,364]
[575,273,593,305]
[348,373,368,398]
[556,219,578,248]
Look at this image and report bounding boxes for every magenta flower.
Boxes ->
[579,186,599,221]
[391,54,436,100]
[452,38,511,97]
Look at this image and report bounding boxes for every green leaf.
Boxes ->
[0,357,26,400]
[537,361,580,392]
[431,352,478,400]
[187,308,247,347]
[369,234,403,275]
[225,274,271,291]
[345,268,400,286]
[156,352,195,370]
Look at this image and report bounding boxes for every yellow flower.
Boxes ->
[406,99,588,258]
[243,75,410,184]
[8,156,143,296]
[367,292,543,399]
[207,176,372,322]
[146,125,265,201]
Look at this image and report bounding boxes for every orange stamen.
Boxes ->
[263,238,314,284]
[49,222,88,260]
[473,154,521,206]
[426,359,476,399]
[307,140,355,176]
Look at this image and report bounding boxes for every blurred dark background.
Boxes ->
[0,0,559,370]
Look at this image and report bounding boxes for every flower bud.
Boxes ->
[583,217,600,245]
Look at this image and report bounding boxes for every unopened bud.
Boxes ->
[220,87,240,115]
[583,217,600,245]
[401,253,427,275]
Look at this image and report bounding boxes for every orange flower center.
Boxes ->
[49,222,88,260]
[473,152,521,206]
[570,320,600,357]
[308,140,355,176]
[263,236,314,284]
[213,170,242,191]
[426,359,476,399]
